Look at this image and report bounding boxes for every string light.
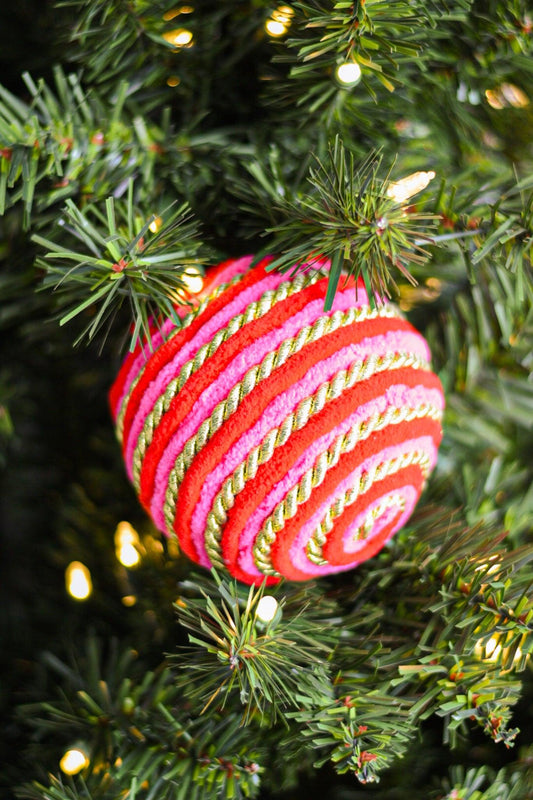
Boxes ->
[474,632,530,671]
[485,83,529,110]
[265,5,293,37]
[163,5,194,20]
[485,635,502,661]
[114,521,141,568]
[386,170,436,204]
[60,747,89,775]
[149,216,163,233]
[182,268,204,294]
[65,562,92,600]
[336,61,362,86]
[265,19,286,36]
[167,75,181,87]
[474,557,502,577]
[163,28,194,47]
[122,595,137,607]
[256,595,279,623]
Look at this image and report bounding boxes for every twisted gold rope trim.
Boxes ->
[116,272,245,439]
[162,304,407,538]
[203,390,439,570]
[306,493,407,565]
[252,419,436,575]
[307,492,408,566]
[304,451,431,567]
[131,271,321,486]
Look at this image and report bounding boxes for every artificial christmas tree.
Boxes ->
[1,1,533,798]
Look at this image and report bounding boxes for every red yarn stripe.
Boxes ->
[225,414,440,584]
[274,465,425,581]
[175,346,440,566]
[109,256,249,418]
[139,276,361,510]
[118,257,272,450]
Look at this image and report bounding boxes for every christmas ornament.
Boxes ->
[110,255,444,585]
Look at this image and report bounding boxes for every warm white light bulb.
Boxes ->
[485,83,529,110]
[386,170,436,204]
[60,747,89,775]
[163,28,193,47]
[256,595,279,623]
[66,562,92,600]
[265,19,287,36]
[182,269,204,294]
[485,636,501,661]
[115,521,141,568]
[122,594,137,607]
[336,62,362,86]
[119,542,141,567]
[149,216,162,233]
[272,5,294,24]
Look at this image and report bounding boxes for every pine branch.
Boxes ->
[34,185,208,351]
[290,687,414,784]
[472,174,533,278]
[173,572,336,725]
[57,0,186,91]
[266,0,472,123]
[285,0,429,94]
[0,68,170,228]
[261,136,436,307]
[439,764,533,800]
[17,638,265,800]
[319,508,533,751]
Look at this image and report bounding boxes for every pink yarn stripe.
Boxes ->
[190,338,439,566]
[111,310,186,423]
[286,438,435,576]
[237,421,438,578]
[113,255,254,427]
[149,285,371,529]
[123,262,290,479]
[203,255,254,289]
[291,484,420,578]
[342,485,419,554]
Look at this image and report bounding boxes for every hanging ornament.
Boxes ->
[110,256,444,585]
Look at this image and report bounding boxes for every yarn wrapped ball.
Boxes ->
[110,255,444,585]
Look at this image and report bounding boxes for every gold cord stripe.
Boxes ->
[116,272,245,439]
[161,305,409,538]
[251,414,436,575]
[131,271,322,486]
[304,451,431,568]
[306,493,407,566]
[203,390,440,570]
[201,361,434,565]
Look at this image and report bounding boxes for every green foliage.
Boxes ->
[2,0,533,798]
[33,185,208,350]
[174,572,335,723]
[435,763,533,800]
[472,175,533,281]
[283,0,431,98]
[17,639,264,800]
[0,69,154,227]
[58,0,177,90]
[15,523,533,797]
[291,691,414,784]
[260,137,435,307]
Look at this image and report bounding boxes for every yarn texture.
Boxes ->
[110,256,444,585]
